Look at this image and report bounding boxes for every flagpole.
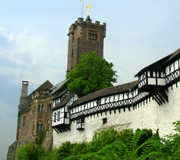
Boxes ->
[82,0,84,18]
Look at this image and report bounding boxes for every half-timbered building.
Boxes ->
[53,48,180,147]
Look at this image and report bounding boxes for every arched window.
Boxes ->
[34,106,36,113]
[88,33,91,39]
[41,124,44,131]
[41,105,44,112]
[91,33,94,39]
[94,34,97,40]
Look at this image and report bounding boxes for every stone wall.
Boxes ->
[53,82,180,147]
[6,141,17,160]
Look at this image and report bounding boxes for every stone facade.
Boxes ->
[7,141,17,160]
[67,17,106,72]
[7,81,54,160]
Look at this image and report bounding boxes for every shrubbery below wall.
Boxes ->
[15,121,180,160]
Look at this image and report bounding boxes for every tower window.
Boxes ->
[88,29,98,40]
[41,105,44,112]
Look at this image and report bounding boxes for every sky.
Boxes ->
[1,0,180,159]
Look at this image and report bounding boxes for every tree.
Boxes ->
[66,51,117,96]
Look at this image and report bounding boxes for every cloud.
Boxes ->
[0,26,67,88]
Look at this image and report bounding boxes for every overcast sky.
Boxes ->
[1,0,180,159]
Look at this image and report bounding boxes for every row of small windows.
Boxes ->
[32,119,50,134]
[88,33,98,40]
[32,104,52,113]
[53,112,68,122]
[166,59,180,75]
[38,105,44,112]
[70,92,138,114]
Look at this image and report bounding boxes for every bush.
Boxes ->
[16,142,44,160]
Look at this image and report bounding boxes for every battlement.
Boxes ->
[69,17,106,32]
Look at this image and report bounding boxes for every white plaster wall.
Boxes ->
[53,82,180,148]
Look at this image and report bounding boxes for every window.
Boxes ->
[37,123,43,132]
[88,29,98,40]
[97,99,101,106]
[58,111,60,121]
[103,118,107,125]
[41,105,44,112]
[150,71,153,77]
[64,112,67,118]
[54,113,56,122]
[41,124,44,131]
[38,104,44,112]
[91,33,94,39]
[88,33,91,39]
[94,34,97,40]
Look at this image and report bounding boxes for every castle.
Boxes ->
[7,15,180,160]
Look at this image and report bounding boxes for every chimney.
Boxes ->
[19,81,29,106]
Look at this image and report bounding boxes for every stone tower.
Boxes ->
[67,17,106,72]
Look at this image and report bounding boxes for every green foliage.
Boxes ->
[16,122,180,160]
[39,148,59,160]
[161,121,180,159]
[57,141,73,160]
[16,142,44,160]
[70,141,89,155]
[36,130,46,145]
[89,128,121,152]
[66,51,117,96]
